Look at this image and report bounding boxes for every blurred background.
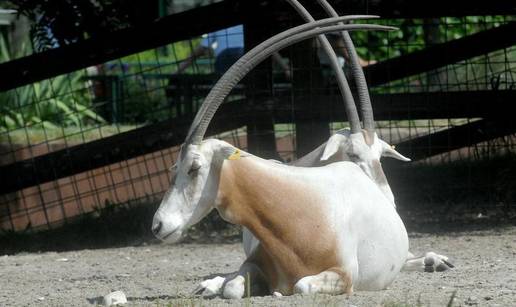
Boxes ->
[0,0,515,252]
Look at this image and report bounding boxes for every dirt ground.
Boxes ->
[1,225,515,306]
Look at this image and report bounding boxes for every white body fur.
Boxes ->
[243,130,452,274]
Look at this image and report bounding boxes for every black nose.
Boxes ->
[152,221,162,236]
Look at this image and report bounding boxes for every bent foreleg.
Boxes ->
[294,267,353,295]
[222,261,268,298]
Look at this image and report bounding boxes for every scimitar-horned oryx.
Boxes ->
[152,18,413,298]
[240,0,453,277]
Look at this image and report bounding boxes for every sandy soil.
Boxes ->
[1,226,515,306]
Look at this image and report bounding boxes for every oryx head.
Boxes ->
[319,129,410,203]
[152,140,242,243]
[283,0,411,203]
[152,142,214,243]
[152,15,395,242]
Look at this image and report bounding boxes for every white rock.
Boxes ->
[102,291,127,306]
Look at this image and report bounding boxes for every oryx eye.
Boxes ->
[188,158,202,176]
[187,165,201,176]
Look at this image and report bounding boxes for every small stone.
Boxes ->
[116,273,131,278]
[484,296,493,301]
[37,297,45,301]
[465,296,478,305]
[56,258,69,262]
[102,291,127,306]
[272,291,283,297]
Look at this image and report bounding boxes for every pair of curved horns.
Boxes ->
[316,0,376,139]
[285,0,363,134]
[185,16,395,147]
[285,0,375,137]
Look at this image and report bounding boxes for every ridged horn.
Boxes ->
[185,19,396,147]
[317,0,376,140]
[285,0,366,134]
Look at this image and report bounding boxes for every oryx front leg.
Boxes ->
[294,268,353,295]
[403,252,454,272]
[222,262,267,299]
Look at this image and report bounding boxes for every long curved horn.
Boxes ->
[317,0,376,138]
[285,0,365,134]
[186,20,395,146]
[186,15,372,146]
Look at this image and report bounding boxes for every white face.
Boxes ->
[321,129,410,204]
[151,143,219,243]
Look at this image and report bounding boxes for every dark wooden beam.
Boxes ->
[290,37,331,157]
[330,0,516,19]
[1,90,513,194]
[0,0,244,92]
[244,5,280,160]
[365,22,516,86]
[392,119,516,161]
[267,90,515,122]
[268,0,516,25]
[0,102,248,195]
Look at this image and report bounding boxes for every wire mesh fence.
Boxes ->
[1,14,515,232]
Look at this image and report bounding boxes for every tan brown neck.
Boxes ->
[216,158,339,290]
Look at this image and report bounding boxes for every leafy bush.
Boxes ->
[0,34,106,132]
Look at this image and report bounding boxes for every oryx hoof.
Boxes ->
[193,276,225,297]
[424,252,454,273]
[222,275,246,299]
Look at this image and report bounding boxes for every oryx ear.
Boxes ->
[321,134,345,161]
[382,143,411,162]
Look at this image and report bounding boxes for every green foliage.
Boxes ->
[353,16,514,61]
[0,34,106,133]
[0,73,106,132]
[96,39,211,123]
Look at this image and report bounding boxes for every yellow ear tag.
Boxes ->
[228,149,241,160]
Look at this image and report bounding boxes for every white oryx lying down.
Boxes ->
[152,10,451,298]
[241,129,453,275]
[236,0,452,277]
[154,139,409,296]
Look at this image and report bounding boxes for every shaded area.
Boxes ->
[2,155,515,255]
